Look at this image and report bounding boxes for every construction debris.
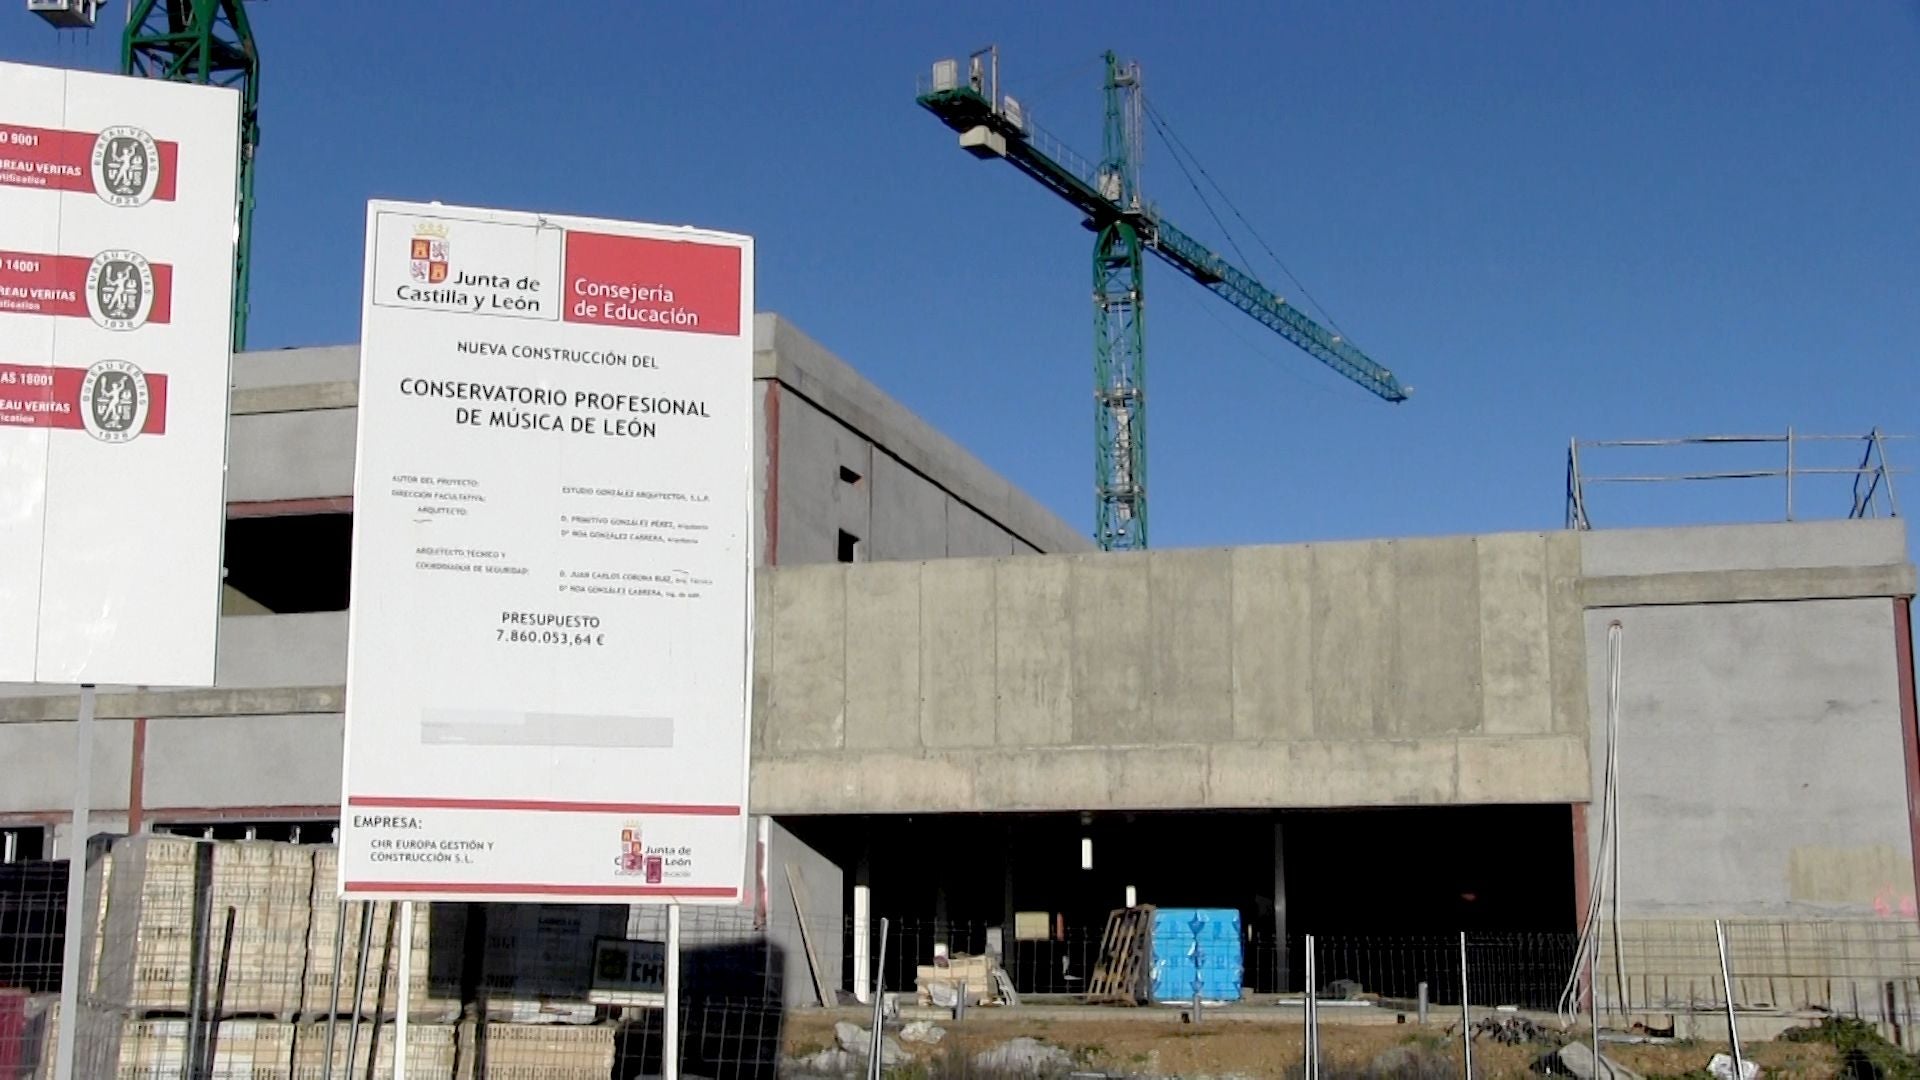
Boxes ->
[900,1020,946,1045]
[1321,978,1365,1001]
[917,953,1007,1007]
[1707,1053,1761,1080]
[1087,906,1155,1006]
[833,1021,905,1067]
[974,1036,1072,1074]
[1474,1014,1558,1045]
[1532,1041,1643,1080]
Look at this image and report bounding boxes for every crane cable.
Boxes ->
[1560,621,1627,1032]
[1139,95,1351,340]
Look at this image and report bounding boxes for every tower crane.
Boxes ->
[31,0,261,349]
[918,47,1410,550]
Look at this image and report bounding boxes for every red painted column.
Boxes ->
[126,717,147,835]
[1895,599,1920,922]
[1571,802,1591,930]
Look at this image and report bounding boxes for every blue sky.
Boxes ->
[8,2,1918,550]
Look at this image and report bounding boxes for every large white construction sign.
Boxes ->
[0,61,239,686]
[341,200,754,903]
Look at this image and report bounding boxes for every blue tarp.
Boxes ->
[1149,907,1243,1003]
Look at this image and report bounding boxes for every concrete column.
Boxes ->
[854,836,873,1004]
[1002,819,1016,961]
[1273,818,1290,993]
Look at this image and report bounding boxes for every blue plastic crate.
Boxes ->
[1149,907,1243,1003]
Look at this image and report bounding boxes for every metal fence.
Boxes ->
[10,837,1920,1077]
[864,921,1578,1008]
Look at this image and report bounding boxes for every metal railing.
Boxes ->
[1566,428,1907,530]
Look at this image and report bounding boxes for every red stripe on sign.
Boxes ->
[0,124,179,201]
[0,251,173,324]
[561,231,741,336]
[0,363,167,434]
[348,795,741,816]
[345,882,740,898]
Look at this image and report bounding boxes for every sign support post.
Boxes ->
[664,904,681,1080]
[53,684,95,1080]
[395,900,414,1079]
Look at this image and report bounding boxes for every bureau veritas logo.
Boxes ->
[89,126,161,207]
[80,360,150,443]
[410,222,450,284]
[86,251,155,330]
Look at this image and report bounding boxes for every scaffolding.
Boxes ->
[1565,429,1907,530]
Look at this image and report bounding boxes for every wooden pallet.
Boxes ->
[1085,905,1155,1005]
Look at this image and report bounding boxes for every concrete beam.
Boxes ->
[1582,565,1917,608]
[748,734,1592,815]
[0,686,342,723]
[230,381,357,416]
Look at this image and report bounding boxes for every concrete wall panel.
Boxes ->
[1587,598,1909,917]
[920,559,996,749]
[1149,549,1233,743]
[144,714,344,809]
[1391,537,1483,736]
[761,817,844,1008]
[993,557,1074,747]
[1310,542,1395,737]
[844,561,920,751]
[751,573,773,751]
[213,613,348,688]
[1230,545,1314,740]
[762,566,845,752]
[946,499,1016,559]
[1478,534,1554,735]
[1545,532,1589,735]
[1070,553,1154,743]
[0,719,134,813]
[226,409,358,503]
[868,453,947,562]
[771,389,872,567]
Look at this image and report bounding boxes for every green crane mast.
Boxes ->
[918,47,1409,551]
[122,0,261,351]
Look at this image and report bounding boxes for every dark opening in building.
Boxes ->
[839,465,862,486]
[837,529,863,563]
[152,819,338,845]
[223,512,353,613]
[782,804,1577,1000]
[1,827,45,864]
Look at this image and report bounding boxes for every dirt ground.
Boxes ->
[784,1012,1844,1078]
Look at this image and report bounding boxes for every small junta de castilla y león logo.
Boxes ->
[86,250,155,331]
[80,360,150,444]
[410,221,450,284]
[615,825,645,875]
[89,126,160,207]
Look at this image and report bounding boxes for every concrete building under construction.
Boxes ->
[1,317,1916,1016]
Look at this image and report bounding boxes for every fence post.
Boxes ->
[1304,934,1319,1080]
[1417,981,1429,1025]
[868,918,889,1080]
[1715,920,1745,1080]
[51,685,95,1080]
[1460,932,1473,1079]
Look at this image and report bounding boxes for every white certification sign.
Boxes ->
[340,200,753,903]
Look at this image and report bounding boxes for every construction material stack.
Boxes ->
[23,837,640,1078]
[1148,907,1243,1004]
